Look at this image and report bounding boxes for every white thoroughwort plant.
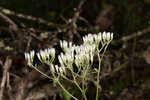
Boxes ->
[24,32,113,100]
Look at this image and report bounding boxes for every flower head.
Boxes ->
[60,40,74,53]
[102,32,113,43]
[83,32,113,46]
[75,44,96,55]
[50,64,66,75]
[37,48,55,64]
[93,33,102,45]
[58,52,74,68]
[83,34,94,45]
[25,50,35,66]
[75,52,92,68]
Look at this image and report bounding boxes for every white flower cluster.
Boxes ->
[25,48,55,66]
[58,42,96,70]
[24,47,66,75]
[25,32,113,76]
[74,44,96,68]
[58,52,74,68]
[83,32,113,46]
[59,40,75,70]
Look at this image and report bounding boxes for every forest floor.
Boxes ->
[0,1,150,100]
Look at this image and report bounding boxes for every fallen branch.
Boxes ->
[113,27,150,44]
[0,57,12,100]
[0,7,59,28]
[0,12,18,32]
[67,0,87,41]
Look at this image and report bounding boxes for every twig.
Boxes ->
[0,57,12,100]
[0,6,58,28]
[113,27,150,44]
[0,12,18,32]
[0,6,92,42]
[101,62,128,79]
[67,0,87,41]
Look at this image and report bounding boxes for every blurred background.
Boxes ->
[0,0,150,100]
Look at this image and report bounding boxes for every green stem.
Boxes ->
[81,67,88,100]
[82,78,87,100]
[96,43,109,100]
[30,65,52,80]
[70,65,87,100]
[96,53,101,100]
[56,79,79,100]
[74,80,87,100]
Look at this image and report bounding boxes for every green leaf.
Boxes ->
[61,89,71,100]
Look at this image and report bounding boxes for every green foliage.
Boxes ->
[61,90,71,100]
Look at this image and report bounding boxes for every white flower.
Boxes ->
[55,65,59,73]
[50,64,55,73]
[105,32,109,41]
[89,52,94,64]
[75,52,92,68]
[60,40,67,49]
[60,40,73,53]
[25,31,113,78]
[93,34,102,45]
[50,64,65,75]
[25,50,35,66]
[58,52,74,69]
[102,32,107,42]
[48,48,55,58]
[59,66,66,75]
[87,44,96,53]
[97,33,102,41]
[37,50,46,62]
[83,32,113,46]
[83,33,94,45]
[101,32,113,43]
[58,54,65,67]
[37,48,55,64]
[75,44,96,55]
